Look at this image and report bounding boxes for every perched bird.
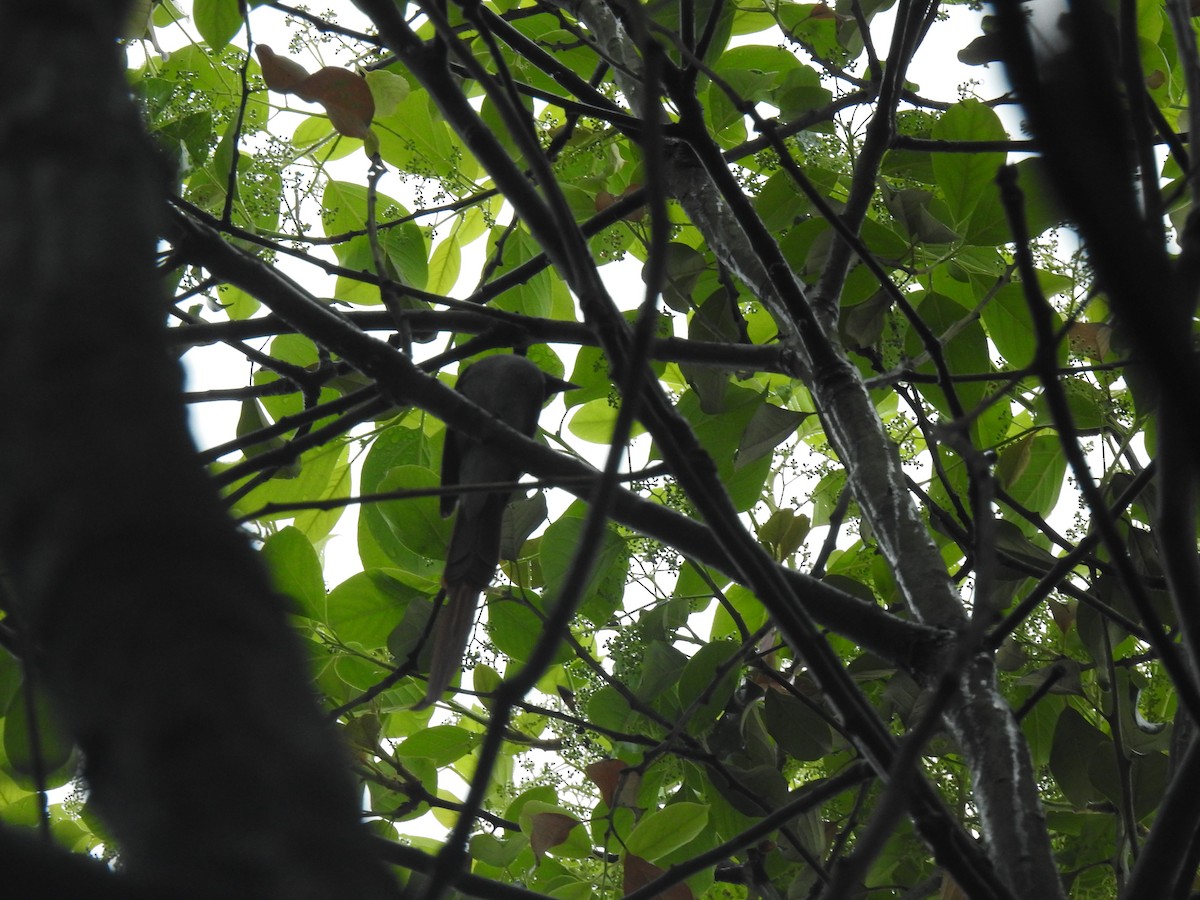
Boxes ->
[417,354,575,709]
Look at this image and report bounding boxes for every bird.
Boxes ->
[416,354,576,709]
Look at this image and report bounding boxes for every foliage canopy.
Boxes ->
[3,1,1200,899]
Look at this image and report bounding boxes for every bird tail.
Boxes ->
[414,581,481,710]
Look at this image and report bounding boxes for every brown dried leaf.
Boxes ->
[530,812,579,863]
[586,759,641,809]
[1067,322,1113,361]
[254,46,375,140]
[294,67,375,138]
[623,853,693,900]
[585,759,625,807]
[255,45,309,93]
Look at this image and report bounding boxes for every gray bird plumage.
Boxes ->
[417,355,574,709]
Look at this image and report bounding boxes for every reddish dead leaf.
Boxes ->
[586,759,625,807]
[619,183,647,221]
[810,2,836,19]
[293,67,375,138]
[255,45,309,92]
[530,811,579,863]
[594,185,646,222]
[594,189,618,214]
[623,853,694,900]
[1050,598,1075,635]
[1066,322,1113,361]
[586,759,641,809]
[254,45,375,140]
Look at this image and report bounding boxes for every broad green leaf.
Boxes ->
[486,227,553,318]
[625,802,710,862]
[193,0,243,50]
[224,441,349,541]
[470,832,529,867]
[3,685,74,788]
[540,509,629,627]
[373,91,471,180]
[1049,706,1109,809]
[359,426,443,576]
[365,69,409,117]
[519,802,592,861]
[735,401,809,469]
[326,570,422,650]
[931,100,1007,230]
[568,398,622,444]
[674,384,773,511]
[426,235,462,295]
[396,725,478,766]
[1002,434,1067,517]
[322,180,429,291]
[293,115,360,161]
[982,283,1046,369]
[504,784,558,822]
[678,641,741,733]
[486,594,572,665]
[638,641,689,704]
[709,584,769,640]
[1033,377,1110,435]
[904,291,992,422]
[375,465,450,561]
[587,685,634,733]
[763,689,833,761]
[262,526,325,619]
[753,508,811,564]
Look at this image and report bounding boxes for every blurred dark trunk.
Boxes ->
[0,2,393,896]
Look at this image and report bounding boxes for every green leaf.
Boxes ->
[678,641,741,733]
[931,100,1007,230]
[224,441,350,542]
[486,593,572,665]
[358,425,442,574]
[322,180,429,292]
[658,242,708,312]
[735,401,809,469]
[261,526,325,619]
[375,465,450,561]
[625,802,710,862]
[982,283,1045,369]
[470,832,529,867]
[365,69,410,117]
[540,510,629,627]
[1001,434,1067,517]
[587,685,634,733]
[193,0,243,50]
[1049,706,1109,808]
[762,690,833,761]
[709,584,769,641]
[520,802,592,861]
[3,684,74,788]
[326,571,422,650]
[426,235,462,295]
[674,384,773,511]
[487,227,554,318]
[904,291,993,423]
[395,725,478,766]
[373,91,464,180]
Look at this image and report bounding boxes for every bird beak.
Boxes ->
[545,376,579,395]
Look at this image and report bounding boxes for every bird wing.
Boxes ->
[439,422,462,518]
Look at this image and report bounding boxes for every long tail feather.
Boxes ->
[414,581,481,710]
